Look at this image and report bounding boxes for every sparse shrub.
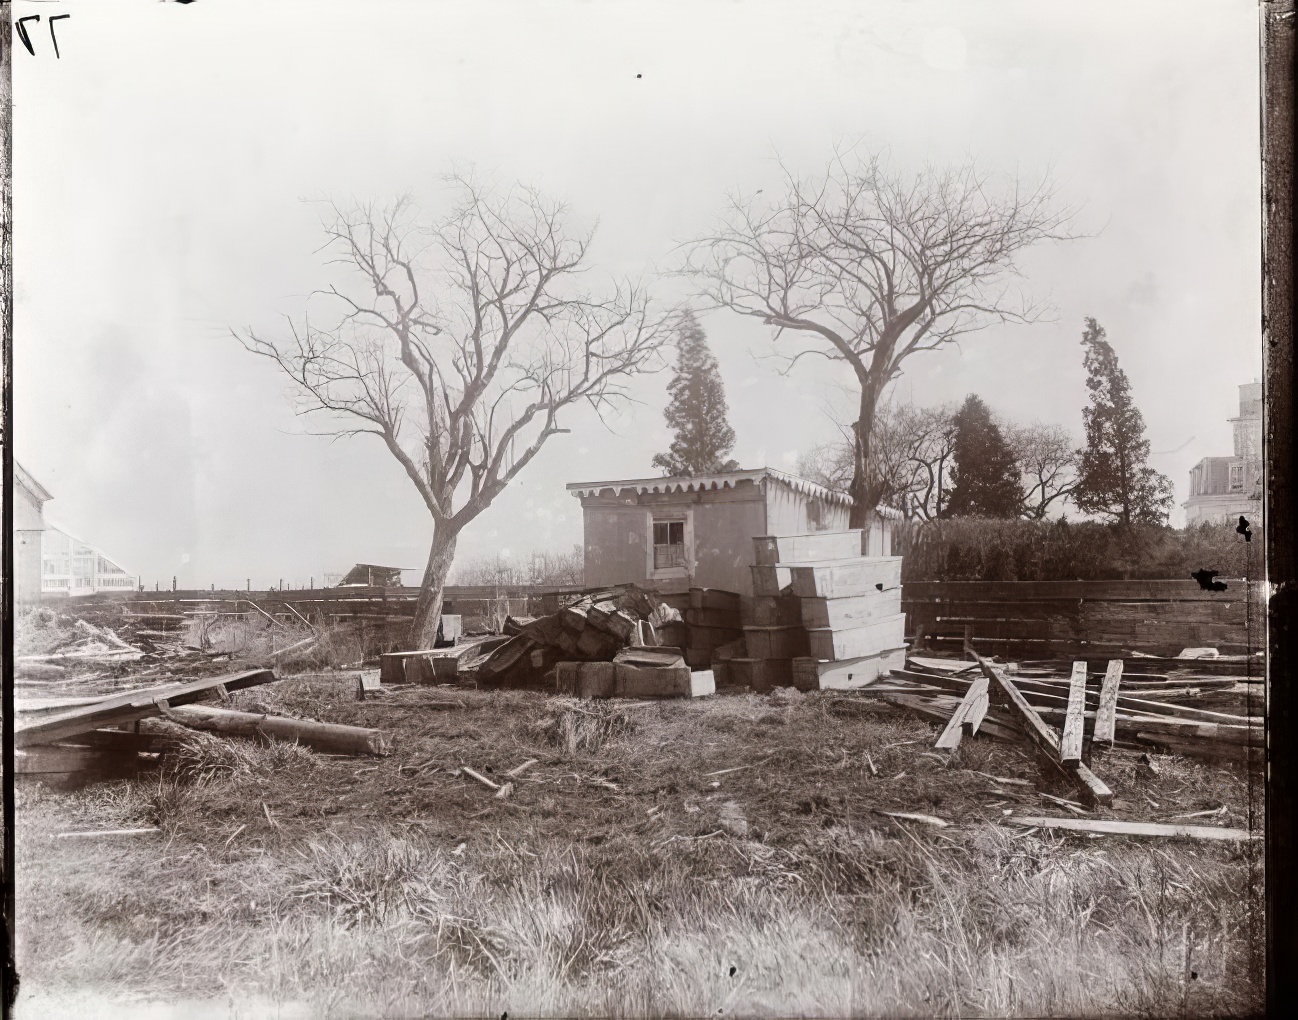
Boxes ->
[165,730,319,786]
[534,701,637,755]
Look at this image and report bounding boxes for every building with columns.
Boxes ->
[1184,381,1263,526]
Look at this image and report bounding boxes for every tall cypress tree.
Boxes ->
[1073,318,1174,526]
[944,394,1023,518]
[652,312,739,476]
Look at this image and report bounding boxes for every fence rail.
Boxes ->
[902,579,1261,658]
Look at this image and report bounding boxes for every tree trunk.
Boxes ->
[849,380,883,529]
[409,527,458,649]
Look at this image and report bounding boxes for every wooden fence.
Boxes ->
[902,579,1262,659]
[44,584,588,627]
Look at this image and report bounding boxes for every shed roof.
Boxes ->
[566,467,854,507]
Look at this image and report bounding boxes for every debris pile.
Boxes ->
[711,530,907,691]
[14,668,393,786]
[681,588,743,669]
[870,652,1262,810]
[381,586,696,695]
[556,645,715,699]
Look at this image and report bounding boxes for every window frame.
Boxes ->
[646,508,694,581]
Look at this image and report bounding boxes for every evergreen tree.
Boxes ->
[1073,318,1174,526]
[944,394,1023,518]
[651,312,739,476]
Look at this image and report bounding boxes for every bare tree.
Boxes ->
[238,175,668,647]
[1004,421,1079,519]
[685,150,1072,527]
[796,398,957,521]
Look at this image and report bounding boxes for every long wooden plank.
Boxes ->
[753,531,864,565]
[1093,660,1124,748]
[790,558,903,599]
[1031,705,1257,743]
[1060,662,1088,765]
[934,677,990,750]
[975,654,1113,806]
[1007,815,1258,841]
[899,667,1259,727]
[872,692,1023,742]
[15,670,277,749]
[798,589,903,629]
[792,646,907,690]
[901,579,1249,601]
[975,655,1061,755]
[807,614,907,660]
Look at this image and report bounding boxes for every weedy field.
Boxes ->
[14,676,1264,1018]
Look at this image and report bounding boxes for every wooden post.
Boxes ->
[1093,660,1124,751]
[1060,661,1087,766]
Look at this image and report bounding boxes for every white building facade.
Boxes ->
[1184,382,1264,526]
[41,526,138,596]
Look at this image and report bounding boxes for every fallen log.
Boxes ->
[15,670,279,749]
[165,704,392,756]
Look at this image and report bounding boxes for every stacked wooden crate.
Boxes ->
[683,588,744,669]
[750,530,907,691]
[730,589,804,690]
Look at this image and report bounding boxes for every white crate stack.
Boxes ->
[750,530,907,691]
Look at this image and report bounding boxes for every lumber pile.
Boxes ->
[870,653,1262,809]
[557,646,715,700]
[740,531,906,691]
[682,587,744,669]
[463,586,672,690]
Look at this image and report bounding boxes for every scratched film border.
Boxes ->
[2,1,18,1015]
[1262,0,1296,1015]
[0,4,1291,1017]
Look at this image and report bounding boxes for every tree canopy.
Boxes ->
[1073,318,1174,526]
[651,312,739,476]
[237,175,667,645]
[944,394,1023,518]
[686,149,1071,526]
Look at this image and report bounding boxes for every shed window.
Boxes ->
[653,520,687,569]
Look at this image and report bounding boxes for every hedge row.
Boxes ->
[894,518,1263,583]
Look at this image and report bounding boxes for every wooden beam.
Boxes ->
[1060,662,1088,765]
[15,670,277,749]
[1008,815,1258,841]
[975,655,1061,756]
[975,654,1113,807]
[1093,660,1124,749]
[166,705,392,756]
[934,677,990,750]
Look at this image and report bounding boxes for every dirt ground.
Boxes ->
[11,667,1265,1018]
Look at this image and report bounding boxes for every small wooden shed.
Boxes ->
[567,467,896,596]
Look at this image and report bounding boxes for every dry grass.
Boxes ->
[14,679,1264,1018]
[190,616,370,671]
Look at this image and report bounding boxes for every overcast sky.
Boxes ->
[13,0,1263,589]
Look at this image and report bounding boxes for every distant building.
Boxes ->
[337,563,405,587]
[1184,381,1263,526]
[41,525,138,596]
[568,467,898,596]
[13,462,53,604]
